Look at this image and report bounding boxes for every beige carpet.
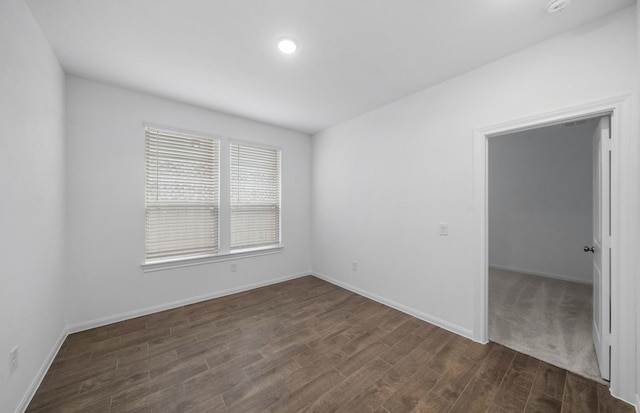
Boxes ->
[488,267,604,383]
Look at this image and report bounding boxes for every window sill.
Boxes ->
[141,245,284,273]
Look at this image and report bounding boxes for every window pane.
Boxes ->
[230,143,281,249]
[145,128,219,261]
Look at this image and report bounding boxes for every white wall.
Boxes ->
[488,121,596,284]
[312,7,636,338]
[65,76,312,328]
[0,0,67,411]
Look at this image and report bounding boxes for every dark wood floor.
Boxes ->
[27,276,633,413]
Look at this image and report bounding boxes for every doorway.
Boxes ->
[486,117,605,382]
[472,94,637,401]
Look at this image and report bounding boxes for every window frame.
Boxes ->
[143,126,221,264]
[229,139,283,252]
[141,126,283,273]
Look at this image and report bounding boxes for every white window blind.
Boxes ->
[145,128,219,261]
[230,143,281,250]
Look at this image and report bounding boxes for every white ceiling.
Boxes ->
[26,0,634,134]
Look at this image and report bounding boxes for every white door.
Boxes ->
[590,116,611,381]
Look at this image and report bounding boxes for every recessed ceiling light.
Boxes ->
[545,0,571,13]
[278,38,297,54]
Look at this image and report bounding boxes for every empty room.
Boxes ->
[2,1,639,412]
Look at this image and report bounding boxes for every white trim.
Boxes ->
[142,121,223,142]
[635,394,639,412]
[141,245,284,272]
[488,264,592,285]
[67,271,308,333]
[312,272,474,340]
[229,137,283,152]
[473,93,638,404]
[15,329,68,413]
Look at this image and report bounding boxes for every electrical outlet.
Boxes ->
[352,261,358,271]
[439,223,448,236]
[10,346,18,374]
[230,263,237,272]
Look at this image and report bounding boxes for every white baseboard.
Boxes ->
[67,271,310,333]
[15,328,68,413]
[311,272,474,341]
[635,394,639,413]
[488,264,592,285]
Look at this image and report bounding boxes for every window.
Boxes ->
[143,129,282,270]
[230,142,281,250]
[145,128,219,262]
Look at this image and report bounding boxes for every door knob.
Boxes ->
[584,246,595,253]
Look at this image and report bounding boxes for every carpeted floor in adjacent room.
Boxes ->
[488,267,603,383]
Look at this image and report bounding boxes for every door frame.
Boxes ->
[472,94,637,400]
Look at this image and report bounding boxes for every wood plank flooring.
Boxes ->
[26,276,634,413]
